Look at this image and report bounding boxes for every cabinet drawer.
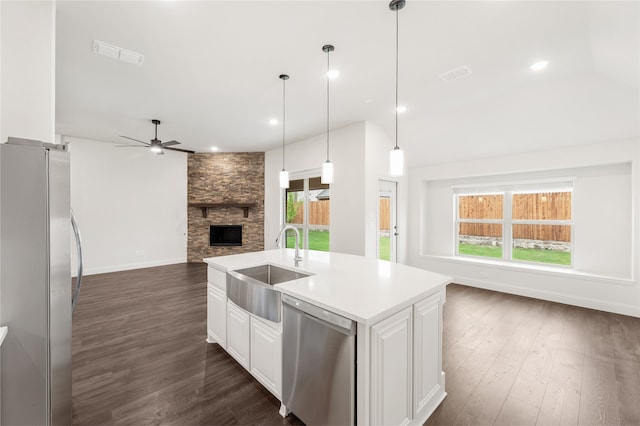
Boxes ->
[208,266,226,291]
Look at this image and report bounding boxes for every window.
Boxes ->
[511,192,572,265]
[457,194,504,259]
[455,185,573,266]
[284,176,330,252]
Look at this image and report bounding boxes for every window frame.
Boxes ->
[454,185,574,267]
[282,172,330,251]
[455,191,505,260]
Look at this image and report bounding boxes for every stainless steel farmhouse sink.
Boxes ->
[227,264,312,322]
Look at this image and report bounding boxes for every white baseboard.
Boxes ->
[78,257,188,276]
[455,276,640,318]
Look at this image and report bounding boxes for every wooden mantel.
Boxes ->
[188,202,258,218]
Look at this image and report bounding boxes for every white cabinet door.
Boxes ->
[250,317,282,399]
[413,293,442,419]
[207,285,227,347]
[227,301,250,369]
[371,306,413,426]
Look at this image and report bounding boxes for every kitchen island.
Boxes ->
[204,249,452,425]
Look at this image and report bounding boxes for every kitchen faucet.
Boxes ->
[277,224,302,267]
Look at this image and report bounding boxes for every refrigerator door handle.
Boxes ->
[71,209,84,312]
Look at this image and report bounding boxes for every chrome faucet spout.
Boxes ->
[278,224,302,267]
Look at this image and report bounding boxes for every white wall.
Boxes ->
[265,121,407,259]
[408,139,640,317]
[68,137,188,275]
[265,122,366,255]
[0,1,55,144]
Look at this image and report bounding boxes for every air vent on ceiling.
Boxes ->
[439,65,472,82]
[92,40,144,66]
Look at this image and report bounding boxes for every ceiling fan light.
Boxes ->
[150,145,163,153]
[279,169,290,189]
[389,147,404,177]
[321,161,334,184]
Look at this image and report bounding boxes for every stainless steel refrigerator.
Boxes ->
[1,137,83,425]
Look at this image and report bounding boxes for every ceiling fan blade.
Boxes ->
[119,135,150,145]
[164,146,195,154]
[115,144,146,148]
[161,140,180,147]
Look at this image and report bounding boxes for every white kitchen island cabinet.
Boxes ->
[206,285,226,347]
[370,306,414,425]
[206,267,227,347]
[250,316,282,398]
[205,249,451,426]
[226,301,250,369]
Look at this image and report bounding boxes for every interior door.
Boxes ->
[378,180,397,262]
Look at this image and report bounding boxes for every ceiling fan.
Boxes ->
[117,119,195,155]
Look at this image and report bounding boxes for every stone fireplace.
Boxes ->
[187,153,264,262]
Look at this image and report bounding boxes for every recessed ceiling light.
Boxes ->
[210,147,219,152]
[327,69,340,79]
[530,60,549,72]
[396,105,407,113]
[269,118,278,126]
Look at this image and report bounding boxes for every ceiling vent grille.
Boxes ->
[439,65,472,82]
[92,40,144,66]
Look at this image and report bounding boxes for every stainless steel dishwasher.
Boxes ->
[282,294,356,426]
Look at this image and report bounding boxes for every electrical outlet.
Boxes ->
[135,249,145,257]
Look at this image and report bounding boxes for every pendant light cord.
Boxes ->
[282,77,286,170]
[394,6,399,150]
[326,49,331,161]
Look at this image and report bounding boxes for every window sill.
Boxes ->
[419,254,635,286]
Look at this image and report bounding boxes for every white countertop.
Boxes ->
[205,249,452,325]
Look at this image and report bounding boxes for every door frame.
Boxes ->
[378,180,398,262]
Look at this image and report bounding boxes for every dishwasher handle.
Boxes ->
[282,294,356,335]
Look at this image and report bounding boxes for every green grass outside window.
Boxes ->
[458,243,570,265]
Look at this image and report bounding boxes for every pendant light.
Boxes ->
[279,74,290,189]
[321,44,335,184]
[389,0,405,177]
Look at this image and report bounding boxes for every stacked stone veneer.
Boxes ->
[188,153,265,262]
[459,235,570,252]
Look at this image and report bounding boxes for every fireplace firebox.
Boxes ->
[210,225,242,246]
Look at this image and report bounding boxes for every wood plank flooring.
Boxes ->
[72,263,301,425]
[72,263,640,425]
[428,285,640,426]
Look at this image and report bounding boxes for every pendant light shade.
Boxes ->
[321,161,334,184]
[321,44,335,184]
[279,74,290,189]
[389,0,405,177]
[390,147,404,176]
[279,169,290,189]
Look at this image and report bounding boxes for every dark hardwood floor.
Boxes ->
[72,263,640,426]
[72,263,302,426]
[427,285,640,426]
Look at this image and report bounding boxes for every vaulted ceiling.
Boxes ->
[56,1,639,167]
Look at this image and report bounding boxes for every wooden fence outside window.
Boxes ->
[459,192,572,242]
[290,199,392,231]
